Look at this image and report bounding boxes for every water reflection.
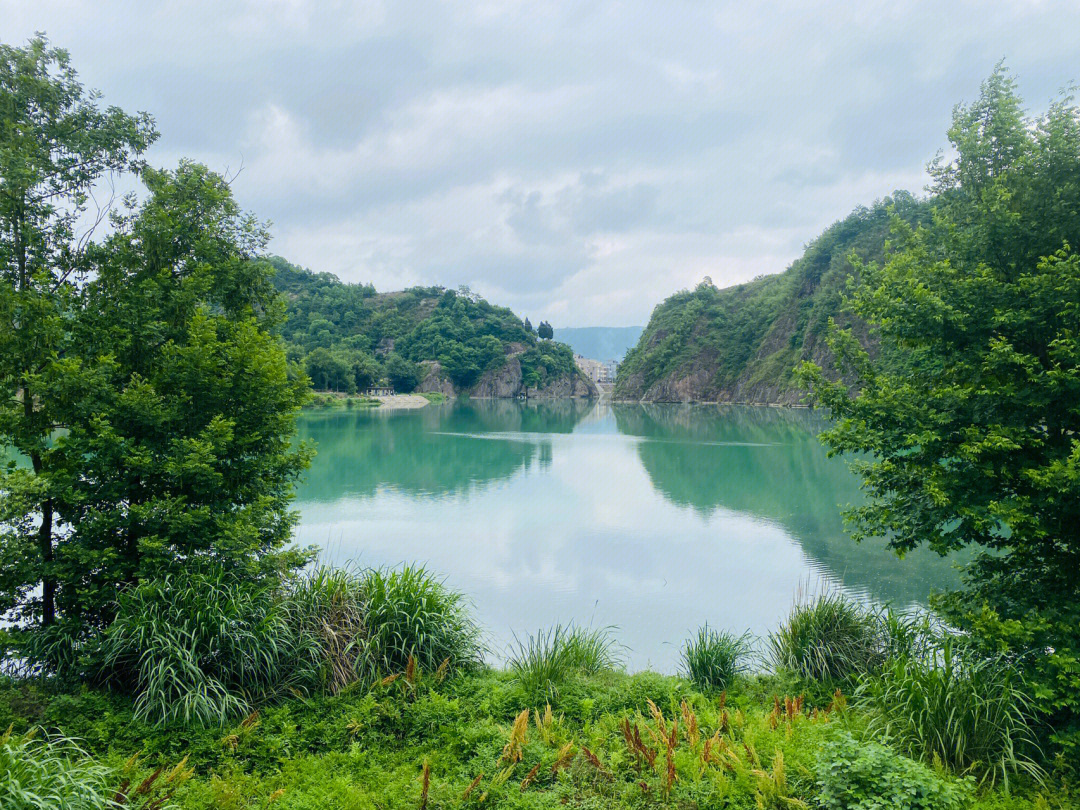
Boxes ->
[288,401,964,671]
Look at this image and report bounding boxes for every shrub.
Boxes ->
[681,625,752,690]
[101,572,320,726]
[814,731,970,810]
[358,565,481,680]
[768,590,882,680]
[508,624,621,700]
[857,638,1044,788]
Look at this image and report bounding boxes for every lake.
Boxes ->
[294,400,963,671]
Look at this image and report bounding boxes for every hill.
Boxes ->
[554,326,644,362]
[613,192,930,404]
[269,258,596,399]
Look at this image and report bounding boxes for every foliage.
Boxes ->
[100,572,321,726]
[857,637,1044,788]
[0,35,156,634]
[813,731,970,810]
[614,192,930,401]
[680,625,752,691]
[768,591,883,681]
[2,664,1067,810]
[799,67,1080,752]
[508,624,622,700]
[269,257,581,394]
[0,727,114,810]
[355,565,482,681]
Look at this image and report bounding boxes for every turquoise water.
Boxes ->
[294,400,963,671]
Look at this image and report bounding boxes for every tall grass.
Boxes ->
[358,564,482,679]
[681,625,752,690]
[100,564,482,725]
[285,565,368,694]
[768,590,883,680]
[857,638,1044,789]
[0,728,112,810]
[508,624,621,699]
[101,572,319,726]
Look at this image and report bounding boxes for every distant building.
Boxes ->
[574,354,617,384]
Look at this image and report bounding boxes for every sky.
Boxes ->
[4,2,1080,326]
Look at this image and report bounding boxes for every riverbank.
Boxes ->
[304,391,448,410]
[1,666,1067,809]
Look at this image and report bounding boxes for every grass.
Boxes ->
[357,564,482,680]
[768,589,884,681]
[857,637,1045,789]
[680,625,753,691]
[0,727,113,810]
[3,568,1071,807]
[508,624,622,700]
[0,667,1068,810]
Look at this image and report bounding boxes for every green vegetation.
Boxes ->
[800,67,1080,761]
[680,626,752,691]
[0,586,1071,809]
[508,624,622,701]
[0,36,1076,810]
[614,192,930,403]
[858,640,1043,788]
[767,591,884,681]
[813,731,970,810]
[271,259,585,396]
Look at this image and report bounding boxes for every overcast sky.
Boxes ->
[5,2,1080,326]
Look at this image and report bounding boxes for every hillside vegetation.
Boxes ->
[614,192,929,403]
[270,258,596,398]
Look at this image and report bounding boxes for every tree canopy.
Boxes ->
[800,67,1080,753]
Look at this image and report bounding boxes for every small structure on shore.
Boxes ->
[363,385,395,397]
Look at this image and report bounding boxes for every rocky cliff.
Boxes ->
[614,193,927,405]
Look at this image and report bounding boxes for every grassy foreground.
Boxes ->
[0,567,1073,808]
[1,666,1072,809]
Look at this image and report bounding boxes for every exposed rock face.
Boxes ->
[473,356,524,398]
[416,361,456,395]
[415,358,598,399]
[532,370,599,398]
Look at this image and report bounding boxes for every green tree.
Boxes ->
[799,68,1080,753]
[0,37,156,629]
[537,320,554,340]
[383,353,421,392]
[38,162,312,644]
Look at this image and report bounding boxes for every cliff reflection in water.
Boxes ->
[615,404,965,607]
[292,400,965,670]
[295,398,593,500]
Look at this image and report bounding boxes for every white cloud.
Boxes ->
[4,0,1079,325]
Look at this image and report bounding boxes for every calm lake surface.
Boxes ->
[294,400,963,671]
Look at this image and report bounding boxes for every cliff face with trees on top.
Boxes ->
[613,193,930,404]
[271,258,597,398]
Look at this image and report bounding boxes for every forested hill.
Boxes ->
[270,258,596,398]
[613,192,930,404]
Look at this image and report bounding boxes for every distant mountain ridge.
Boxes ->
[614,192,930,404]
[555,326,644,362]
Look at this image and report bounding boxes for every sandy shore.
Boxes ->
[375,394,430,410]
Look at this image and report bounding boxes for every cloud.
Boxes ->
[5,0,1080,324]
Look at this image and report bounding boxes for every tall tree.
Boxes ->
[42,162,312,638]
[0,37,156,629]
[799,68,1080,751]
